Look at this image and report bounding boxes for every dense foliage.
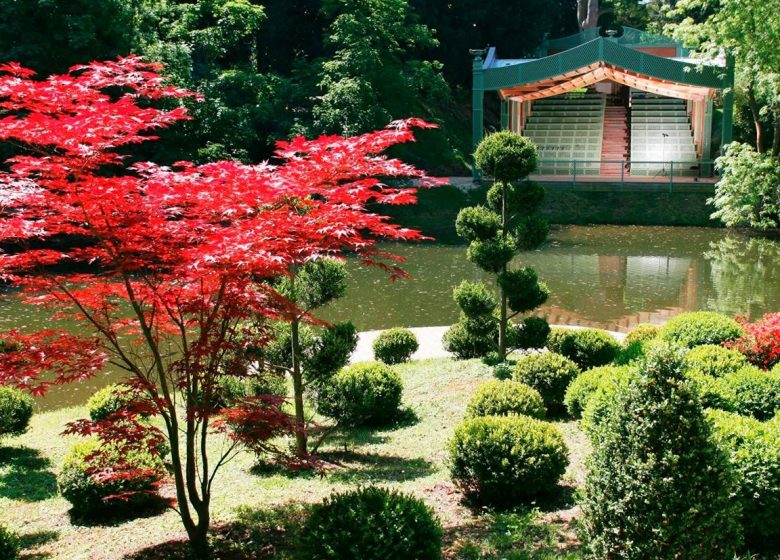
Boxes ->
[727,312,780,370]
[466,379,546,419]
[513,352,581,415]
[0,525,19,560]
[581,346,743,559]
[87,384,145,423]
[624,323,659,345]
[720,366,780,420]
[372,328,419,364]
[545,328,620,370]
[317,362,404,427]
[448,415,568,505]
[564,365,635,418]
[0,387,34,438]
[659,311,744,348]
[683,344,749,378]
[300,486,443,560]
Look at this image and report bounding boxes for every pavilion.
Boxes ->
[471,27,734,181]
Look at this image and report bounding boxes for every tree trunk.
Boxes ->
[747,83,764,153]
[579,0,599,30]
[291,318,308,457]
[186,521,211,560]
[498,186,508,361]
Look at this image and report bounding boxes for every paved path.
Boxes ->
[351,324,626,363]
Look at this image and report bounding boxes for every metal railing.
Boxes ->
[534,159,717,191]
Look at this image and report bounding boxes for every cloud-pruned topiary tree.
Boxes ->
[445,131,549,361]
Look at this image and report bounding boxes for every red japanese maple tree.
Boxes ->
[0,57,438,556]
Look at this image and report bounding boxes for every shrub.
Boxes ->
[721,366,780,420]
[443,321,496,360]
[304,322,358,386]
[564,365,634,418]
[0,525,19,560]
[727,312,780,370]
[372,328,419,365]
[545,328,569,353]
[659,311,743,348]
[300,486,442,560]
[317,362,403,427]
[0,386,34,438]
[466,380,545,419]
[58,439,166,515]
[448,415,567,505]
[507,316,550,350]
[512,352,580,415]
[624,323,659,345]
[551,329,620,370]
[455,205,500,242]
[474,131,538,183]
[707,409,780,541]
[684,344,749,378]
[87,384,144,422]
[580,345,742,559]
[685,371,736,412]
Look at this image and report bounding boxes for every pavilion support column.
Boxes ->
[701,98,714,176]
[500,98,508,130]
[471,50,486,179]
[720,54,736,153]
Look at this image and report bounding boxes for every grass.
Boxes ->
[1,357,585,560]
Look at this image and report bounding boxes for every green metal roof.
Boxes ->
[482,38,727,92]
[538,27,687,55]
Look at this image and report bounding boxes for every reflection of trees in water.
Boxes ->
[705,235,780,318]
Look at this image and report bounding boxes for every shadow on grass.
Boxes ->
[68,496,169,527]
[459,484,577,515]
[321,450,436,483]
[18,530,60,559]
[124,504,307,560]
[0,446,57,502]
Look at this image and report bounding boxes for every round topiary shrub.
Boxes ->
[317,362,403,427]
[372,328,419,365]
[721,366,780,420]
[466,380,545,419]
[443,321,497,360]
[512,352,580,415]
[87,384,143,422]
[684,344,749,378]
[0,386,34,438]
[448,415,568,505]
[707,409,780,541]
[564,365,635,418]
[0,525,20,560]
[550,329,620,370]
[300,486,442,560]
[685,371,737,412]
[659,311,743,348]
[545,328,570,353]
[581,345,743,559]
[473,130,538,183]
[58,439,166,516]
[624,323,659,345]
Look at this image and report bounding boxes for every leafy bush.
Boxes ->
[581,346,742,559]
[317,362,403,427]
[497,268,549,314]
[707,409,780,541]
[512,352,580,415]
[564,365,634,418]
[372,328,419,365]
[545,328,570,353]
[300,486,442,560]
[685,371,737,412]
[507,316,550,350]
[58,439,166,515]
[87,384,144,422]
[684,344,748,378]
[473,131,538,183]
[549,329,620,370]
[455,205,500,241]
[466,237,515,273]
[448,415,568,505]
[0,525,19,560]
[452,281,497,316]
[443,321,496,360]
[726,312,780,370]
[721,366,780,420]
[304,322,358,386]
[624,323,659,345]
[0,386,34,438]
[466,380,545,419]
[659,311,743,348]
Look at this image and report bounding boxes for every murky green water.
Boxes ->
[4,225,780,410]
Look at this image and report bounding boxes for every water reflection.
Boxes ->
[3,225,780,409]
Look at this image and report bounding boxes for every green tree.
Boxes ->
[446,132,550,361]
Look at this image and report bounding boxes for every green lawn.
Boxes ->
[2,358,584,559]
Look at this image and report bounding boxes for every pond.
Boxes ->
[3,225,780,410]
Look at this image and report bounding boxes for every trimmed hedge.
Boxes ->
[564,365,635,418]
[466,380,545,419]
[372,328,419,365]
[624,323,659,345]
[448,415,568,505]
[684,344,748,378]
[581,346,742,559]
[513,352,581,415]
[659,312,743,348]
[317,362,403,427]
[721,366,780,420]
[58,439,165,516]
[87,384,142,422]
[546,328,620,369]
[0,386,34,438]
[707,409,780,541]
[300,486,442,560]
[684,371,737,412]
